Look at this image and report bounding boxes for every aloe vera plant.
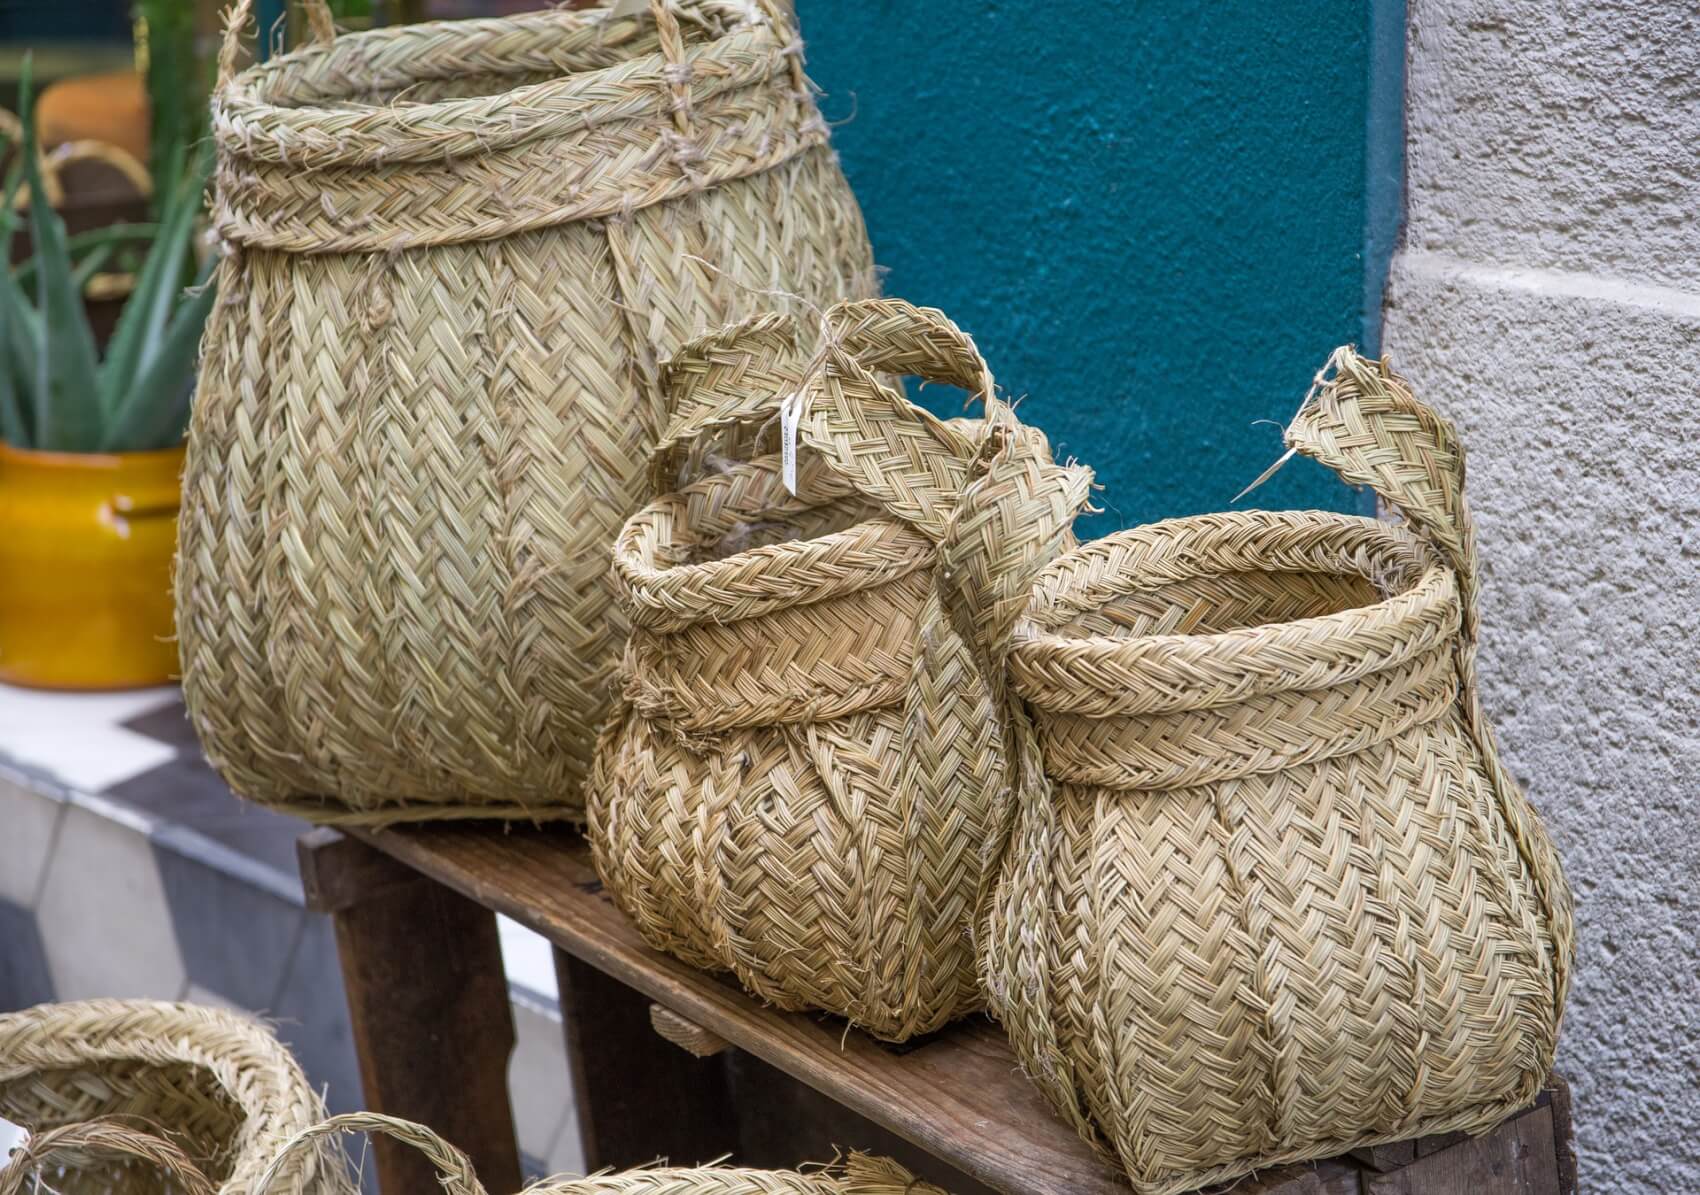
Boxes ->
[0,59,217,454]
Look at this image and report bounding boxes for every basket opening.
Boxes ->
[1062,569,1386,641]
[0,1061,245,1186]
[1038,514,1433,645]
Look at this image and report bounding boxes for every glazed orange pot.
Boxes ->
[0,441,183,689]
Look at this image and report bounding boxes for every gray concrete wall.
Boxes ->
[1382,2,1700,1189]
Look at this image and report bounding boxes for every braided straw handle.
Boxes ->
[218,0,337,87]
[0,1120,218,1195]
[795,298,1005,541]
[651,298,997,540]
[253,1112,485,1195]
[1284,347,1480,639]
[1284,345,1574,1010]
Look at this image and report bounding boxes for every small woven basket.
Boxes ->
[176,0,875,824]
[251,1112,948,1195]
[0,1000,350,1195]
[984,350,1575,1195]
[589,298,1088,1041]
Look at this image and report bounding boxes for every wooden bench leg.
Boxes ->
[299,829,523,1195]
[555,947,736,1169]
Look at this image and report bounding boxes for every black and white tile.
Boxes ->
[0,683,583,1175]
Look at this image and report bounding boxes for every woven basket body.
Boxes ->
[985,351,1575,1195]
[176,0,875,823]
[590,300,1086,1041]
[0,1000,350,1195]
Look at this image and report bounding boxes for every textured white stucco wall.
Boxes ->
[1383,2,1700,1190]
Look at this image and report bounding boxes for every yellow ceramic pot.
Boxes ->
[0,441,183,689]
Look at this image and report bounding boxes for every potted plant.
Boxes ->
[0,62,215,689]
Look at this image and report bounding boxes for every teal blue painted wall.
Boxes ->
[797,1,1396,529]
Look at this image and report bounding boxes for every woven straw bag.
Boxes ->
[251,1112,949,1195]
[589,298,1089,1041]
[983,349,1575,1195]
[0,1000,350,1195]
[176,0,875,824]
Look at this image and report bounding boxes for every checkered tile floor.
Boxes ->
[0,682,583,1177]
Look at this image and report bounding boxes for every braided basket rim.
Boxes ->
[215,2,786,169]
[1009,509,1462,716]
[612,455,934,631]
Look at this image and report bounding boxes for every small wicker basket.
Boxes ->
[984,349,1575,1195]
[590,299,1088,1041]
[0,1000,349,1195]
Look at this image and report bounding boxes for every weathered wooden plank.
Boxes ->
[1350,1140,1417,1172]
[1204,1159,1363,1195]
[300,830,523,1195]
[1364,1105,1561,1195]
[351,824,1127,1195]
[650,1004,731,1058]
[555,947,738,1169]
[297,825,419,913]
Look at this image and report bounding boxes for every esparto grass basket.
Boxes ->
[983,349,1575,1195]
[176,0,875,824]
[589,298,1089,1041]
[0,1000,350,1195]
[252,1112,949,1195]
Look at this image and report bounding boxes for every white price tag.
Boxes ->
[779,391,804,496]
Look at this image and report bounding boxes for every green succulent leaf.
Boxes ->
[98,140,208,422]
[18,57,104,452]
[0,146,28,444]
[102,255,217,452]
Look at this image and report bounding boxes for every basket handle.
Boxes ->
[793,297,1008,542]
[252,1112,487,1195]
[939,430,1093,660]
[218,0,337,88]
[650,310,808,493]
[1280,346,1481,640]
[649,299,997,543]
[1283,346,1576,1013]
[0,1120,217,1195]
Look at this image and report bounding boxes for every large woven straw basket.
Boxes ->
[176,0,875,823]
[0,1000,350,1195]
[589,298,1089,1041]
[984,350,1575,1195]
[252,1112,949,1195]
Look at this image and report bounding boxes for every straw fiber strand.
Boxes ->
[251,1112,947,1195]
[180,0,873,823]
[0,1000,350,1195]
[590,299,1085,1040]
[984,349,1573,1194]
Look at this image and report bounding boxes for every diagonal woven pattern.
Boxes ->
[177,0,875,823]
[0,1000,351,1195]
[250,1112,949,1195]
[589,298,1087,1041]
[983,349,1575,1195]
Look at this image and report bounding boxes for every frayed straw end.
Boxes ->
[1232,343,1362,503]
[839,1152,949,1194]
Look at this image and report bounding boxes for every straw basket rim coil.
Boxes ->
[210,0,820,254]
[613,490,935,634]
[0,999,347,1195]
[1009,510,1460,721]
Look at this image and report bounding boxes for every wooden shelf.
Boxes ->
[323,822,1569,1195]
